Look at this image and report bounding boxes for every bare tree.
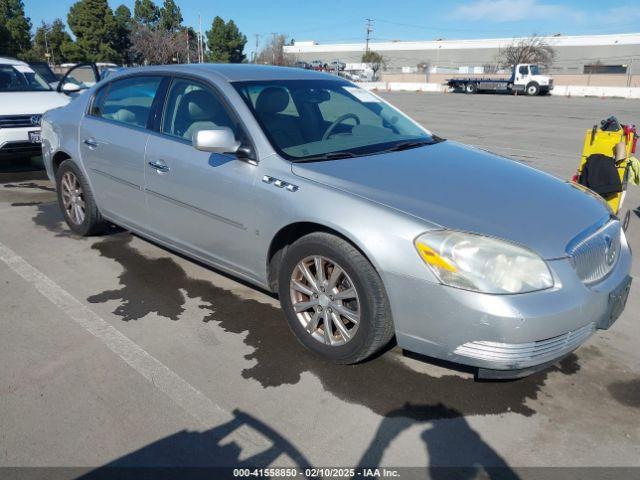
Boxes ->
[256,34,296,66]
[496,34,556,69]
[130,23,196,65]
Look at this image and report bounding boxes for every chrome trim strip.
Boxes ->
[565,215,614,254]
[91,168,142,190]
[454,323,595,363]
[567,218,621,285]
[145,188,246,230]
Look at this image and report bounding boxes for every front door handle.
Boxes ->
[83,138,98,149]
[148,160,170,173]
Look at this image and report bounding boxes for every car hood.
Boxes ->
[291,141,610,259]
[0,91,70,115]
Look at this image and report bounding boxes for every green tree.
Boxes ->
[114,4,133,64]
[134,0,159,28]
[206,16,246,63]
[31,19,74,63]
[158,0,182,32]
[0,0,32,58]
[61,40,87,62]
[67,0,119,62]
[361,50,385,80]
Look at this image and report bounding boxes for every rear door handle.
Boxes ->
[148,160,170,173]
[83,138,98,148]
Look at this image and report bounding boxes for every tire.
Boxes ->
[278,232,394,364]
[465,82,477,94]
[525,82,540,96]
[55,159,106,236]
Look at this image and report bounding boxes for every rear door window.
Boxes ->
[93,76,162,128]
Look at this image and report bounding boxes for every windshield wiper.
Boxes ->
[385,139,442,152]
[294,151,358,163]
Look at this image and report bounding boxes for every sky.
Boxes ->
[23,0,640,57]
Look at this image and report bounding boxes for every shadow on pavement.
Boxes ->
[82,233,581,422]
[77,407,518,480]
[357,403,518,479]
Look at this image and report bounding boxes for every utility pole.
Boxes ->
[198,14,204,63]
[365,18,374,54]
[43,25,54,67]
[271,32,277,65]
[186,29,190,64]
[254,33,260,63]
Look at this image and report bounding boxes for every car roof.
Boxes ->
[0,56,27,66]
[114,63,344,83]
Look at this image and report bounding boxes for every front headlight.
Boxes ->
[414,230,553,294]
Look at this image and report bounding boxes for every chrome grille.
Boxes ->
[454,323,595,363]
[0,115,39,128]
[568,220,621,284]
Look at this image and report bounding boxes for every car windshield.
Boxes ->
[530,65,541,75]
[233,79,436,161]
[0,64,52,92]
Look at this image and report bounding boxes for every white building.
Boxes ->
[284,33,640,76]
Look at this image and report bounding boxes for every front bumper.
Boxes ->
[382,234,632,375]
[0,127,41,158]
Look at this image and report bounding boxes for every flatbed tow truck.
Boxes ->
[446,63,553,96]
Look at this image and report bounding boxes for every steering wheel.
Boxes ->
[322,113,360,140]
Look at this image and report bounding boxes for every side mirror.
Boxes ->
[192,127,241,154]
[61,82,81,93]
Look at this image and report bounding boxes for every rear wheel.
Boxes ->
[55,160,106,236]
[465,82,478,94]
[278,232,394,364]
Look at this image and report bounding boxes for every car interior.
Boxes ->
[235,81,428,158]
[164,83,235,139]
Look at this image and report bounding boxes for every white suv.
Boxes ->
[0,57,70,160]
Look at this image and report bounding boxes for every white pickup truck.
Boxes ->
[447,64,554,96]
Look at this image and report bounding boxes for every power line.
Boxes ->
[365,18,374,53]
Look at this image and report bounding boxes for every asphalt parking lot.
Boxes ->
[1,93,639,477]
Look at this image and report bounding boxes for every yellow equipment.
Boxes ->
[573,118,637,216]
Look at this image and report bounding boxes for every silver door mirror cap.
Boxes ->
[192,128,241,154]
[61,82,82,93]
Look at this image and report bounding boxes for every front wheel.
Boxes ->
[278,232,394,364]
[525,82,540,96]
[465,82,478,94]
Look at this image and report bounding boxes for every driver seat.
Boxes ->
[174,89,231,140]
[255,87,305,149]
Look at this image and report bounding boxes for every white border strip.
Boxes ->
[0,240,235,429]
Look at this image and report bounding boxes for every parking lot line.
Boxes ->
[0,239,243,431]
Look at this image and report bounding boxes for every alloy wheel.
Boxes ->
[289,255,360,346]
[60,171,86,225]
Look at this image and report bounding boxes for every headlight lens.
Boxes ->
[414,231,553,294]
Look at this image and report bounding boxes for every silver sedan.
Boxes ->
[41,64,632,379]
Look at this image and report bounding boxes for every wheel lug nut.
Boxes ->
[329,295,334,300]
[328,308,333,313]
[317,306,322,311]
[313,293,318,298]
[320,287,325,292]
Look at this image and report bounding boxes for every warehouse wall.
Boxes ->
[287,36,640,77]
[380,73,640,88]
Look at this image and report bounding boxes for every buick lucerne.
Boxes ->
[41,64,632,378]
